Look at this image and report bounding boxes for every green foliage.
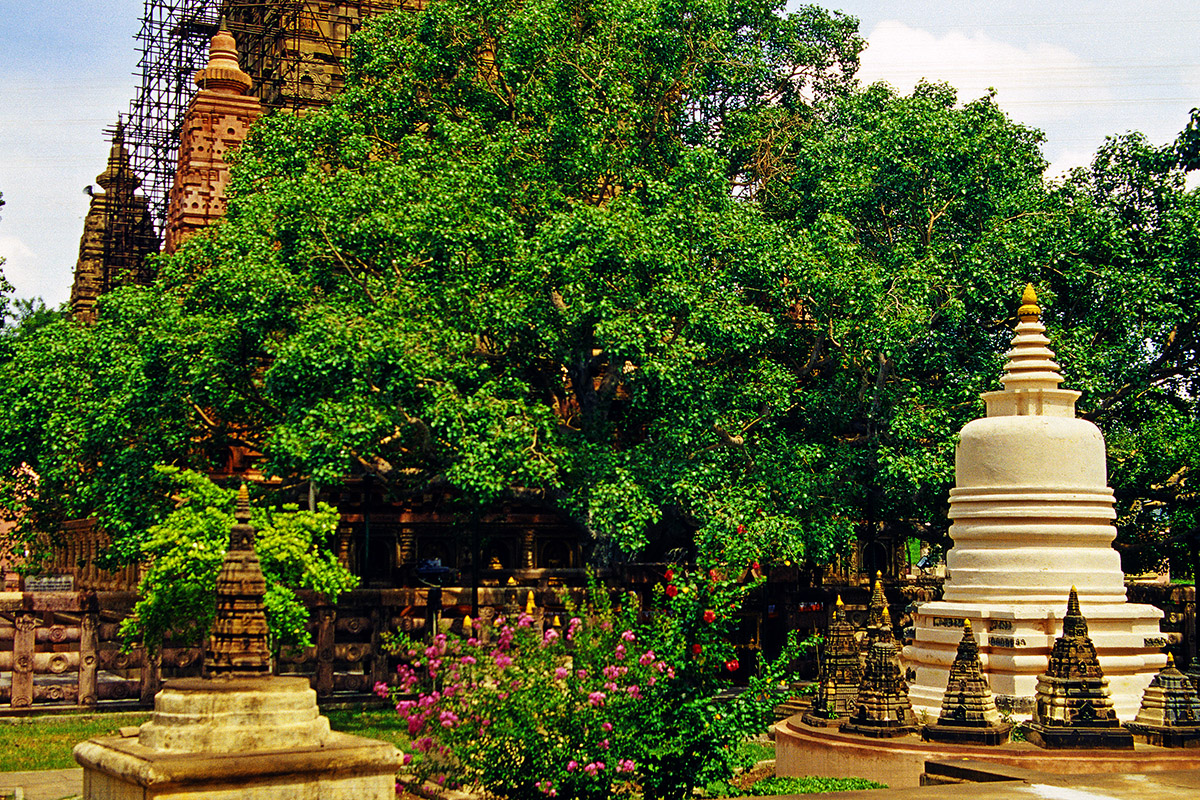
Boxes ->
[386,572,800,800]
[119,468,356,652]
[747,775,886,795]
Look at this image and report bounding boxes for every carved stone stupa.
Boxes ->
[75,485,401,798]
[802,596,862,726]
[904,286,1165,719]
[1026,588,1134,749]
[841,627,918,739]
[864,572,888,650]
[1125,653,1200,747]
[922,620,1012,745]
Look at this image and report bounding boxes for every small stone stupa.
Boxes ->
[841,615,918,739]
[864,572,888,650]
[922,620,1012,745]
[75,485,400,798]
[1185,658,1200,694]
[1026,588,1134,750]
[802,596,862,726]
[904,286,1165,719]
[1125,653,1200,747]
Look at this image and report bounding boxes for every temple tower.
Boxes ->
[903,286,1165,720]
[69,123,159,322]
[165,21,263,253]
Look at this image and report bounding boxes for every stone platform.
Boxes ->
[774,713,1199,789]
[904,600,1165,720]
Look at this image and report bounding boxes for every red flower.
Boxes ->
[725,659,739,672]
[736,524,746,534]
[751,561,760,571]
[664,568,675,582]
[708,568,719,582]
[665,584,679,598]
[702,609,716,624]
[692,644,703,656]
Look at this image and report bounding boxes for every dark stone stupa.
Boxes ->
[841,606,918,739]
[921,620,1012,745]
[802,595,862,726]
[1026,587,1134,750]
[1125,653,1200,748]
[205,483,272,676]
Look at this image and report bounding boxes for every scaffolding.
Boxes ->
[122,1,402,234]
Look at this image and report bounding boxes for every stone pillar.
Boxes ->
[12,611,36,708]
[79,597,100,707]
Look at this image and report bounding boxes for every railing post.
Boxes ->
[12,610,36,708]
[79,593,99,706]
[316,606,335,696]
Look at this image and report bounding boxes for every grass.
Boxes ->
[0,706,405,773]
[0,713,150,772]
[747,776,887,795]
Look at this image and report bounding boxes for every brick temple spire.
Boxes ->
[69,120,159,322]
[164,20,263,253]
[205,484,272,677]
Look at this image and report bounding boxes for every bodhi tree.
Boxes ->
[2,0,1200,585]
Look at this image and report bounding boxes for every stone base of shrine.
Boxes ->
[774,714,1199,789]
[902,600,1166,722]
[74,731,399,800]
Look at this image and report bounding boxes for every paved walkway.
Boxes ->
[0,768,81,800]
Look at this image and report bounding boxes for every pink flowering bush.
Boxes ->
[385,572,800,800]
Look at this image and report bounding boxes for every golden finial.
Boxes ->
[1167,652,1175,668]
[882,605,891,624]
[463,614,472,632]
[552,615,561,627]
[525,591,535,615]
[876,570,882,580]
[506,575,517,586]
[1018,283,1040,322]
[835,595,844,608]
[235,482,251,522]
[963,618,972,633]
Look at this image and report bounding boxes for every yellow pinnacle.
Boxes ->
[525,591,535,615]
[882,605,891,624]
[1167,652,1175,668]
[963,619,972,633]
[1018,283,1040,321]
[552,615,561,627]
[836,595,844,608]
[463,614,472,632]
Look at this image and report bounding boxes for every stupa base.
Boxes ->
[1025,723,1134,750]
[1125,724,1200,748]
[800,711,845,728]
[921,721,1012,746]
[76,732,398,799]
[839,720,919,739]
[904,600,1166,721]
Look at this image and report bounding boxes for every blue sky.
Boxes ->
[1,1,1199,306]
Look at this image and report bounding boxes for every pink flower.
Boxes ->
[544,628,559,644]
[554,667,570,680]
[588,691,606,707]
[603,665,620,679]
[576,669,589,680]
[373,681,389,698]
[599,738,610,749]
[618,758,635,773]
[626,684,642,699]
[602,720,613,731]
[621,630,636,642]
[615,644,626,661]
[647,675,657,686]
[639,650,656,666]
[567,760,578,772]
[460,655,477,665]
[517,613,534,628]
[402,754,413,765]
[494,653,513,668]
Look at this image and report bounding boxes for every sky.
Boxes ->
[1,2,1199,306]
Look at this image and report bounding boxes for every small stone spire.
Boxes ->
[1027,588,1133,749]
[205,483,272,677]
[803,594,863,726]
[864,571,889,649]
[922,620,1012,745]
[841,634,918,738]
[195,20,253,95]
[1000,284,1064,392]
[96,119,139,193]
[1126,652,1200,747]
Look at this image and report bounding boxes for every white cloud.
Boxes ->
[857,20,1113,127]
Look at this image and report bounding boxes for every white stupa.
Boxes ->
[903,286,1167,721]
